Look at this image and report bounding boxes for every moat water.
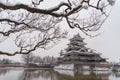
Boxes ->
[0,68,120,80]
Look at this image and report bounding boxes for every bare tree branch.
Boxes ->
[0,0,115,56]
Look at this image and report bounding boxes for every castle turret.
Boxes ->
[66,34,87,52]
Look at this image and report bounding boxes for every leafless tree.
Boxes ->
[22,53,34,64]
[32,56,43,64]
[0,0,115,56]
[43,56,57,64]
[0,58,12,64]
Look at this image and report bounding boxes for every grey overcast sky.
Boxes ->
[0,0,120,62]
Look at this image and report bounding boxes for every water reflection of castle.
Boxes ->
[20,69,111,80]
[54,70,110,80]
[0,69,110,80]
[54,34,109,71]
[0,69,120,80]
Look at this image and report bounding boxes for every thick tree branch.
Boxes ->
[0,2,70,17]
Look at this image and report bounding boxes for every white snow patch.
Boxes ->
[54,64,74,70]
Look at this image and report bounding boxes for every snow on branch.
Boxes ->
[0,0,115,56]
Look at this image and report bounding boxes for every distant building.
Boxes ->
[54,34,109,71]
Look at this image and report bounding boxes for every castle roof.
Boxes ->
[70,34,84,41]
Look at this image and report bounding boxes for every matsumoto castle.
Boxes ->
[54,34,109,71]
